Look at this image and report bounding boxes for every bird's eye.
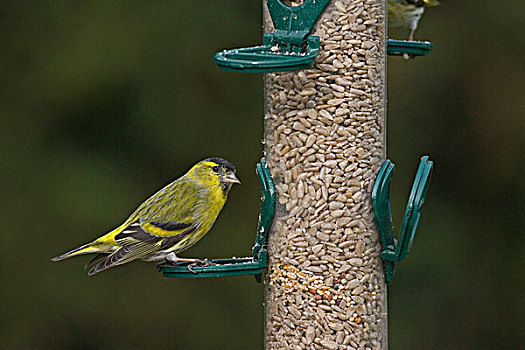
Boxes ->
[212,165,220,173]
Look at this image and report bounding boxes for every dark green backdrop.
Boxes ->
[1,1,523,349]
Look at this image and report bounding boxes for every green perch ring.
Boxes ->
[371,156,433,283]
[214,0,331,73]
[387,39,434,57]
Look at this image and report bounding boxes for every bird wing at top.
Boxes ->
[116,220,198,250]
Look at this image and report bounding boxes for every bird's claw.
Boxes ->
[186,259,217,274]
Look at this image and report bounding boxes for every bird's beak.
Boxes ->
[222,171,241,184]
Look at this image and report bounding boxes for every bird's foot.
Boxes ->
[186,259,217,274]
[162,253,216,274]
[407,27,415,42]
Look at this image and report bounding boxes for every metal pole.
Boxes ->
[263,1,387,349]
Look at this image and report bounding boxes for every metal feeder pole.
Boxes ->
[263,1,388,349]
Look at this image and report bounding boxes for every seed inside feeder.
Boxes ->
[264,0,387,349]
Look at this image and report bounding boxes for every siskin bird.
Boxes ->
[52,157,240,275]
[388,0,439,41]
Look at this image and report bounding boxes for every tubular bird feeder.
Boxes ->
[171,0,435,349]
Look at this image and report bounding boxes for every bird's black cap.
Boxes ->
[204,157,236,172]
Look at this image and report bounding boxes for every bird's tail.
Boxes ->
[51,242,100,262]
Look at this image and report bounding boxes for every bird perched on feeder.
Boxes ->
[388,0,439,41]
[52,157,240,275]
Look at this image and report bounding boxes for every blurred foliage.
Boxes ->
[0,0,523,349]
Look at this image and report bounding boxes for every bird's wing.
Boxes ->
[87,175,207,275]
[87,220,199,275]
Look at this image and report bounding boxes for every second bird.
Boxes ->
[52,157,240,275]
[388,0,439,41]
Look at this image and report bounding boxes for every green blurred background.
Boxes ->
[1,1,523,349]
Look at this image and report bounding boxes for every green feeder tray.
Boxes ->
[160,158,276,282]
[371,156,433,283]
[387,39,434,57]
[214,36,320,73]
[214,0,330,73]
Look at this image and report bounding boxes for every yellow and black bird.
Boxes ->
[389,0,440,41]
[52,158,240,275]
